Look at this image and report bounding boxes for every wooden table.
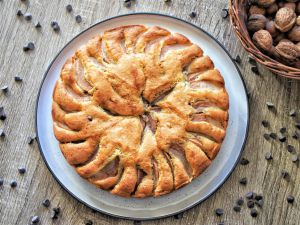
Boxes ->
[0,0,299,224]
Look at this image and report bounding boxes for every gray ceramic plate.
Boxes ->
[36,13,249,220]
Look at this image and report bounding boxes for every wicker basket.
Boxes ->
[229,0,300,80]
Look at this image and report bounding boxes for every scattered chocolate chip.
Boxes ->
[266,102,275,109]
[233,205,241,212]
[174,213,183,219]
[14,76,23,82]
[75,15,82,23]
[251,66,259,75]
[289,110,296,117]
[10,180,17,188]
[246,192,254,199]
[50,212,58,220]
[221,8,228,18]
[281,170,289,179]
[87,116,93,121]
[27,136,35,145]
[215,208,224,216]
[296,123,300,130]
[234,55,241,64]
[31,216,40,224]
[240,157,249,165]
[85,220,93,225]
[53,207,60,214]
[124,0,131,7]
[256,199,264,208]
[16,9,23,17]
[250,208,258,217]
[248,57,257,65]
[291,155,298,163]
[0,129,5,138]
[269,132,277,139]
[239,177,247,185]
[23,42,35,52]
[1,85,8,93]
[236,197,244,206]
[287,145,294,153]
[255,195,263,201]
[280,127,286,133]
[51,21,60,32]
[189,12,196,18]
[24,13,32,21]
[247,200,255,208]
[0,178,3,186]
[261,120,269,127]
[66,4,73,12]
[51,207,60,219]
[35,22,41,29]
[263,133,270,140]
[265,152,273,160]
[18,167,26,174]
[42,199,50,207]
[287,195,294,204]
[292,131,299,139]
[0,107,6,120]
[278,135,286,142]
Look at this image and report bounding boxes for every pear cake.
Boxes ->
[52,25,229,198]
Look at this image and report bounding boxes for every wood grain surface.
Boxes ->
[0,0,299,225]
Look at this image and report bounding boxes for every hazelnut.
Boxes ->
[266,20,279,37]
[257,0,276,8]
[275,7,296,32]
[247,14,267,32]
[288,25,300,42]
[266,3,278,15]
[275,41,300,65]
[283,2,296,11]
[297,16,300,26]
[252,30,273,52]
[249,5,266,15]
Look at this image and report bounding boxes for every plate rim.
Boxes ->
[35,12,250,221]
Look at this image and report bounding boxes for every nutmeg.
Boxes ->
[266,20,279,37]
[283,2,296,11]
[288,25,300,42]
[257,0,276,8]
[248,14,268,32]
[253,30,273,52]
[275,41,300,65]
[275,7,296,32]
[249,5,266,15]
[266,3,278,15]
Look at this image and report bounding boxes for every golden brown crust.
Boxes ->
[52,25,229,197]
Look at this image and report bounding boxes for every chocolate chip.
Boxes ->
[23,42,35,52]
[51,207,60,219]
[0,107,6,120]
[248,57,257,65]
[0,178,3,186]
[233,205,241,212]
[261,120,269,127]
[251,66,259,75]
[85,220,93,225]
[280,127,286,133]
[269,132,277,139]
[42,199,50,207]
[53,207,60,214]
[164,0,171,2]
[246,192,254,199]
[28,136,35,145]
[289,110,296,117]
[0,129,5,138]
[234,55,241,64]
[236,197,244,206]
[50,212,58,220]
[247,200,255,208]
[287,195,294,204]
[18,167,26,174]
[221,8,228,18]
[291,155,298,163]
[87,116,93,121]
[10,180,17,188]
[14,76,23,82]
[124,0,131,7]
[75,15,82,23]
[278,135,286,142]
[16,9,23,17]
[189,12,197,18]
[1,85,8,93]
[281,170,289,179]
[218,222,225,225]
[240,157,249,165]
[287,145,294,153]
[256,199,264,207]
[292,131,299,139]
[174,213,183,219]
[263,133,270,140]
[51,21,60,32]
[296,123,300,130]
[24,13,32,21]
[31,216,40,224]
[215,208,224,216]
[255,195,263,201]
[266,102,275,109]
[35,22,41,29]
[265,152,273,160]
[239,177,247,185]
[250,208,258,217]
[66,4,73,12]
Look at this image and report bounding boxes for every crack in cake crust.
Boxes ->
[52,25,229,198]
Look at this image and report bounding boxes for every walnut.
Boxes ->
[247,14,267,32]
[283,2,296,11]
[274,41,300,65]
[266,3,278,15]
[249,5,266,15]
[275,7,296,32]
[288,25,300,42]
[252,30,273,52]
[274,33,286,44]
[257,0,276,7]
[266,20,279,37]
[297,16,300,26]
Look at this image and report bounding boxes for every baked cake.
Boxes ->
[52,25,229,197]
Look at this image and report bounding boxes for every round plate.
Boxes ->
[36,13,249,220]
